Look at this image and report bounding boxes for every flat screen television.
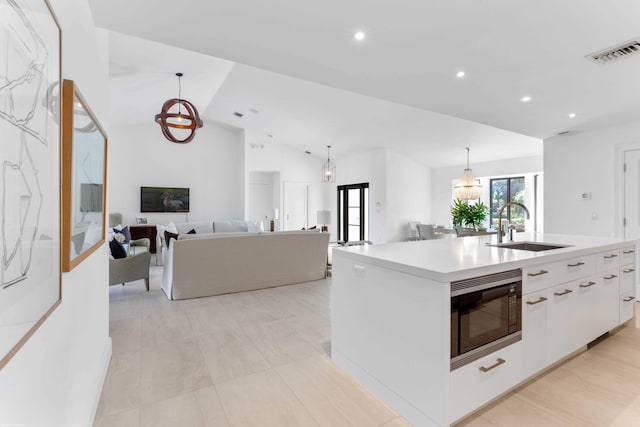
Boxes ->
[80,183,103,212]
[140,186,190,212]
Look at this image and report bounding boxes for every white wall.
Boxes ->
[0,2,110,426]
[386,150,432,242]
[108,121,245,225]
[544,121,640,237]
[244,130,324,231]
[431,156,543,228]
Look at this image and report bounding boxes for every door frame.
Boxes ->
[615,142,640,238]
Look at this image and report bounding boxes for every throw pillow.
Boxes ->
[109,239,127,259]
[164,230,179,247]
[166,221,178,234]
[114,225,131,242]
[187,229,196,234]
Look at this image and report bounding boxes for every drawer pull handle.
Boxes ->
[623,250,636,254]
[624,296,635,302]
[479,358,506,373]
[579,281,596,288]
[527,270,549,277]
[623,269,636,273]
[554,289,573,296]
[604,274,618,280]
[604,254,618,259]
[567,262,585,267]
[526,296,548,305]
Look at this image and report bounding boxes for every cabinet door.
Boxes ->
[449,342,522,424]
[620,265,636,296]
[546,281,578,364]
[620,293,635,323]
[600,270,620,331]
[522,289,547,380]
[574,277,601,344]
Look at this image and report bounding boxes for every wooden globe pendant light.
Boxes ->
[154,72,203,143]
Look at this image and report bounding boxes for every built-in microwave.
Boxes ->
[450,269,522,370]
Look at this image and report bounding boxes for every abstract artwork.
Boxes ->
[0,0,61,370]
[61,79,107,272]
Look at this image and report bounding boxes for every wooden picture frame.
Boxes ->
[61,80,108,272]
[0,0,62,371]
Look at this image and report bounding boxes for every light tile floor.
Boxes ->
[95,265,640,427]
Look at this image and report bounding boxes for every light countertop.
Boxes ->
[333,233,637,283]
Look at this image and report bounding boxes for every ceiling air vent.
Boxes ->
[587,39,640,64]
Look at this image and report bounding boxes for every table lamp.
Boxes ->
[317,210,331,232]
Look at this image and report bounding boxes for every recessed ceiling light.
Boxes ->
[233,112,244,118]
[354,31,366,41]
[569,113,576,118]
[520,96,532,103]
[456,71,465,78]
[249,108,259,114]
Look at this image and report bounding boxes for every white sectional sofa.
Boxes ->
[161,230,330,300]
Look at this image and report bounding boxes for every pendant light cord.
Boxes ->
[465,147,470,170]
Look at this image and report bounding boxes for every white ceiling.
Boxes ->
[92,1,640,167]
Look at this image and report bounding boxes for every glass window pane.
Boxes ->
[363,188,369,241]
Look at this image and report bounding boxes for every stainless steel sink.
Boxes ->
[486,241,571,252]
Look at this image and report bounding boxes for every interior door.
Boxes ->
[623,149,640,295]
[283,182,308,230]
[248,182,273,225]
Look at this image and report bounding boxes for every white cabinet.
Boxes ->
[599,269,621,332]
[619,245,636,324]
[546,281,579,363]
[449,342,522,423]
[522,289,547,379]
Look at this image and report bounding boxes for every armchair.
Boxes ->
[109,238,151,291]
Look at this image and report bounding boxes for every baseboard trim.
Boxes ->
[88,337,112,426]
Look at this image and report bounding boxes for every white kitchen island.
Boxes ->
[331,233,637,427]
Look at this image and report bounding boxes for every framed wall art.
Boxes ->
[0,0,62,370]
[61,79,107,272]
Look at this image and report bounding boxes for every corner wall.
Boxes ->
[544,121,640,237]
[0,1,111,426]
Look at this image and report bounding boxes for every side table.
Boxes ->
[130,224,157,254]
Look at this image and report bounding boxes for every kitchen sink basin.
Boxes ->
[486,241,571,252]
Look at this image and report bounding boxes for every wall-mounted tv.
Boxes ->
[80,183,103,212]
[140,186,190,212]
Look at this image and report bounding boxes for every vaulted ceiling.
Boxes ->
[90,0,640,167]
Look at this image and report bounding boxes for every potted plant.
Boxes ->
[451,199,489,230]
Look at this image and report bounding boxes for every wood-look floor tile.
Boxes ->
[276,355,397,426]
[216,369,318,427]
[140,390,228,427]
[97,350,142,417]
[453,415,498,427]
[476,391,581,427]
[140,339,212,404]
[380,417,414,427]
[93,407,140,427]
[196,328,271,384]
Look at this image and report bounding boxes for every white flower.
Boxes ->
[114,233,125,243]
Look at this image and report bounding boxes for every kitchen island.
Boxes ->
[331,233,637,427]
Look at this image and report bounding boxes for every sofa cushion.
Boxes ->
[175,221,213,234]
[214,220,248,233]
[187,229,196,234]
[114,225,132,243]
[164,230,179,247]
[109,239,127,259]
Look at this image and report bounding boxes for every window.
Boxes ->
[337,183,369,242]
[490,177,526,229]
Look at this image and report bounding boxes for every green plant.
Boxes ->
[451,199,489,230]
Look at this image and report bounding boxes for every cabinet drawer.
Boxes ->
[524,255,595,293]
[620,266,635,296]
[620,246,637,265]
[620,293,635,324]
[449,342,522,423]
[597,249,621,272]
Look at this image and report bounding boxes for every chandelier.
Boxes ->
[453,147,482,200]
[322,145,336,183]
[154,72,203,143]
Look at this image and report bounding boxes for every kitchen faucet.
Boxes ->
[497,202,530,243]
